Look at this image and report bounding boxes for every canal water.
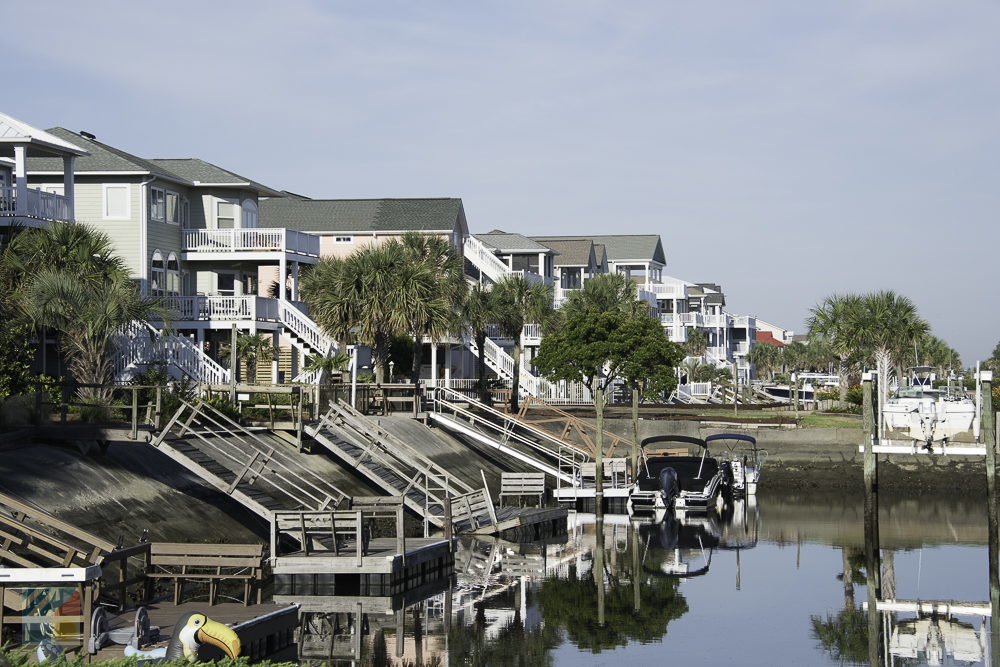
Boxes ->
[290,488,993,666]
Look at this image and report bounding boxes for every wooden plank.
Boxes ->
[0,491,116,552]
[151,543,263,556]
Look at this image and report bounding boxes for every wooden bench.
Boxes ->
[146,543,264,606]
[499,472,546,507]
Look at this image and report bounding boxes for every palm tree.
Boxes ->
[3,224,165,418]
[302,350,352,386]
[492,275,553,412]
[843,291,929,432]
[808,294,864,407]
[235,333,274,383]
[301,240,439,383]
[685,328,708,359]
[560,273,647,318]
[461,283,496,404]
[746,342,781,381]
[400,232,467,385]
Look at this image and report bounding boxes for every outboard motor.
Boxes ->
[658,467,679,506]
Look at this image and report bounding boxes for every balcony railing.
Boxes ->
[640,282,683,297]
[510,270,551,287]
[162,296,280,322]
[0,186,72,222]
[661,313,704,326]
[182,228,319,256]
[702,314,729,328]
[484,322,543,342]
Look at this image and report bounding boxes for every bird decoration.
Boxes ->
[123,612,241,663]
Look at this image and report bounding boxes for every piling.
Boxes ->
[861,371,881,666]
[595,388,605,519]
[980,370,999,666]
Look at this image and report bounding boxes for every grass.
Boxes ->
[799,414,863,429]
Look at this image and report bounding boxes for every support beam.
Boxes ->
[13,145,28,216]
[981,370,998,667]
[62,155,76,222]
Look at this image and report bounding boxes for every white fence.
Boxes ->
[163,296,280,321]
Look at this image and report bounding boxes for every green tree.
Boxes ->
[460,283,496,404]
[301,350,351,386]
[1,224,165,418]
[808,294,865,406]
[234,333,275,383]
[492,275,553,412]
[987,341,1000,373]
[400,232,467,385]
[301,240,441,383]
[746,341,781,381]
[560,273,648,319]
[685,328,708,358]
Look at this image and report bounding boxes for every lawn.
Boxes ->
[799,414,863,429]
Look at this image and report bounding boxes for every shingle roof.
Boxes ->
[475,231,551,253]
[530,234,665,264]
[27,128,185,182]
[259,198,464,233]
[535,239,593,266]
[149,159,281,196]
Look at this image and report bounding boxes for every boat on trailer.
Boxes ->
[627,435,734,518]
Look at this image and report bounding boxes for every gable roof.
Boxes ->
[530,234,665,265]
[259,197,465,233]
[536,238,594,266]
[593,243,607,266]
[27,128,187,183]
[475,230,551,253]
[149,159,282,196]
[0,114,88,157]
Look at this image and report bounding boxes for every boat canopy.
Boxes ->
[641,435,707,450]
[704,433,757,446]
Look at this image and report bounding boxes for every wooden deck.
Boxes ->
[90,601,298,662]
[473,507,568,539]
[272,536,452,575]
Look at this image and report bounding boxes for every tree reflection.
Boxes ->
[810,546,872,665]
[446,606,559,666]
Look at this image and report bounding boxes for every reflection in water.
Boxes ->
[277,491,998,666]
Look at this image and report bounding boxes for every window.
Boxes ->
[150,187,165,221]
[241,199,258,228]
[180,197,190,227]
[334,236,353,243]
[150,250,165,296]
[165,191,179,224]
[104,184,130,219]
[561,267,582,290]
[166,253,180,296]
[216,200,237,229]
[217,273,236,296]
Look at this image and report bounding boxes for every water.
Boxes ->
[289,489,993,666]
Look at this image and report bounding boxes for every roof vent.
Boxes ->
[79,131,96,140]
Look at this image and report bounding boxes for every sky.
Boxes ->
[6,1,999,363]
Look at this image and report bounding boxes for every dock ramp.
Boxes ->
[305,401,474,529]
[152,399,351,521]
[426,387,587,485]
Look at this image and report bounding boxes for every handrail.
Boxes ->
[463,235,512,283]
[0,186,71,221]
[516,395,633,459]
[113,321,229,385]
[278,298,336,356]
[182,228,319,256]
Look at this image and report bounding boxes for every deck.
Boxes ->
[272,536,452,575]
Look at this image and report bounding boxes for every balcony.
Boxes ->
[0,186,73,226]
[182,228,319,259]
[702,314,730,328]
[640,282,684,298]
[162,296,280,323]
[510,270,552,287]
[661,313,704,327]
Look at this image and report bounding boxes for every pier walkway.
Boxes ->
[152,399,352,521]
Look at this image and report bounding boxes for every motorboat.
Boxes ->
[704,433,765,497]
[626,435,733,517]
[882,367,976,442]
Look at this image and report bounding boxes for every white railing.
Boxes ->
[686,382,713,397]
[278,299,336,356]
[0,186,71,221]
[510,270,549,286]
[464,332,591,403]
[463,235,513,283]
[735,342,750,355]
[182,228,319,256]
[162,296,280,322]
[707,346,728,359]
[484,323,542,342]
[661,312,705,326]
[640,282,684,297]
[703,314,729,328]
[637,288,658,308]
[113,322,229,385]
[733,315,756,328]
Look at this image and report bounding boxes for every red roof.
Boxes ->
[755,331,785,347]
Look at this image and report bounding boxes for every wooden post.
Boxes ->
[595,387,605,519]
[155,385,162,429]
[862,371,881,667]
[296,388,304,452]
[631,522,640,612]
[131,387,139,440]
[979,370,999,666]
[631,386,640,486]
[595,519,605,627]
[60,381,69,423]
[229,323,238,405]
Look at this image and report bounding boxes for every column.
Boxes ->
[537,252,545,279]
[62,155,76,222]
[271,330,280,384]
[13,145,28,216]
[444,345,452,389]
[430,343,438,385]
[290,261,299,301]
[278,256,287,300]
